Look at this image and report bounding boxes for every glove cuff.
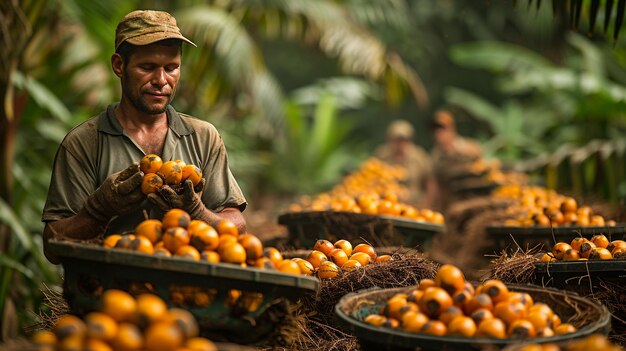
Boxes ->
[83,195,113,224]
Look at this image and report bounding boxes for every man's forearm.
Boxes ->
[195,207,247,234]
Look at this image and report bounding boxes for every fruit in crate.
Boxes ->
[30,289,217,351]
[362,264,576,339]
[287,158,445,224]
[541,235,626,262]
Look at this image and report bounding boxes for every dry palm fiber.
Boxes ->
[262,252,437,351]
[25,284,68,334]
[488,249,626,346]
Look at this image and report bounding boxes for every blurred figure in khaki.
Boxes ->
[431,110,483,209]
[374,120,436,207]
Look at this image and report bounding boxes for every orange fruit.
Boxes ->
[554,323,577,335]
[111,323,143,350]
[141,173,164,195]
[277,260,301,275]
[103,234,122,249]
[448,316,477,337]
[185,337,217,351]
[591,234,610,249]
[341,259,362,272]
[253,257,275,270]
[376,255,392,263]
[353,244,377,260]
[313,239,335,256]
[292,258,314,275]
[463,293,493,316]
[306,250,328,269]
[264,247,283,267]
[187,220,209,235]
[189,225,219,252]
[401,312,429,333]
[334,239,353,256]
[435,264,465,295]
[85,312,119,341]
[476,318,506,339]
[439,305,464,326]
[508,319,536,338]
[317,261,339,279]
[219,242,246,264]
[140,154,163,174]
[238,234,263,262]
[135,219,163,244]
[162,209,191,230]
[144,322,184,351]
[154,247,172,257]
[31,330,57,346]
[419,287,452,318]
[114,234,136,250]
[133,294,168,327]
[167,308,199,339]
[157,160,183,185]
[162,227,190,253]
[328,248,349,267]
[130,236,154,254]
[100,290,136,322]
[217,220,239,237]
[421,320,447,336]
[349,252,372,266]
[84,338,113,351]
[200,250,220,263]
[54,315,86,340]
[181,164,203,187]
[176,245,201,261]
[494,302,526,326]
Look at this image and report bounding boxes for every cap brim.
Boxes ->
[123,32,196,49]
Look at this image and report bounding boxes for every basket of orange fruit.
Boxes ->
[47,208,319,344]
[487,186,624,250]
[334,264,611,351]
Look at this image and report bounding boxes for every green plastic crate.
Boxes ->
[47,240,318,344]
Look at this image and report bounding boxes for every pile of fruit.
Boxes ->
[304,239,391,279]
[363,264,576,338]
[541,235,626,262]
[289,158,444,223]
[30,289,217,351]
[493,185,616,227]
[139,154,203,194]
[515,334,622,351]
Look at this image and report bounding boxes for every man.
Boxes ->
[42,10,247,263]
[374,119,436,207]
[431,110,483,209]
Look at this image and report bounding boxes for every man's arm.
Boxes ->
[195,207,246,234]
[43,209,108,264]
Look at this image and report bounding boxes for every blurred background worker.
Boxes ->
[374,120,436,208]
[431,110,483,209]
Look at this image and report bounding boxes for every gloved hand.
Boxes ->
[83,163,145,223]
[148,178,206,218]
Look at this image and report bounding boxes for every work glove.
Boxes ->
[83,163,145,223]
[148,178,206,218]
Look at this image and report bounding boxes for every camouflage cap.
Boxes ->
[115,10,196,51]
[387,120,414,139]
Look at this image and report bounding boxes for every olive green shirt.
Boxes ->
[42,103,247,234]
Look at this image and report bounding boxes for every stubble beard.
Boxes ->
[122,70,175,115]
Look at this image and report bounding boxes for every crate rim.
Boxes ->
[48,240,319,291]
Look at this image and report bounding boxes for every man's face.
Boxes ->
[390,136,411,155]
[434,126,454,147]
[120,43,181,115]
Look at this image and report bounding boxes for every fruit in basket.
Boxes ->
[317,261,339,279]
[292,258,315,275]
[54,315,87,340]
[189,225,219,252]
[590,234,609,249]
[114,234,136,250]
[328,248,349,267]
[313,239,335,256]
[145,322,184,351]
[238,233,263,262]
[551,243,572,260]
[341,259,362,272]
[435,264,465,295]
[277,260,301,274]
[176,245,201,261]
[112,322,144,350]
[334,239,353,256]
[219,242,246,264]
[306,250,328,269]
[85,312,118,341]
[103,234,122,249]
[587,247,612,260]
[130,235,154,254]
[361,264,577,340]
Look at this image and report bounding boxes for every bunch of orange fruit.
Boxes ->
[494,185,616,228]
[289,158,444,223]
[363,264,576,339]
[30,289,216,351]
[103,209,263,266]
[139,154,203,195]
[541,235,626,262]
[516,334,622,351]
[303,239,391,279]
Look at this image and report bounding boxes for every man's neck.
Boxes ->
[115,99,168,132]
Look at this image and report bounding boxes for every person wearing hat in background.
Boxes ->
[41,10,247,263]
[374,120,436,208]
[430,109,483,209]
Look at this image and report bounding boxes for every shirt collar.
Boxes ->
[98,103,194,136]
